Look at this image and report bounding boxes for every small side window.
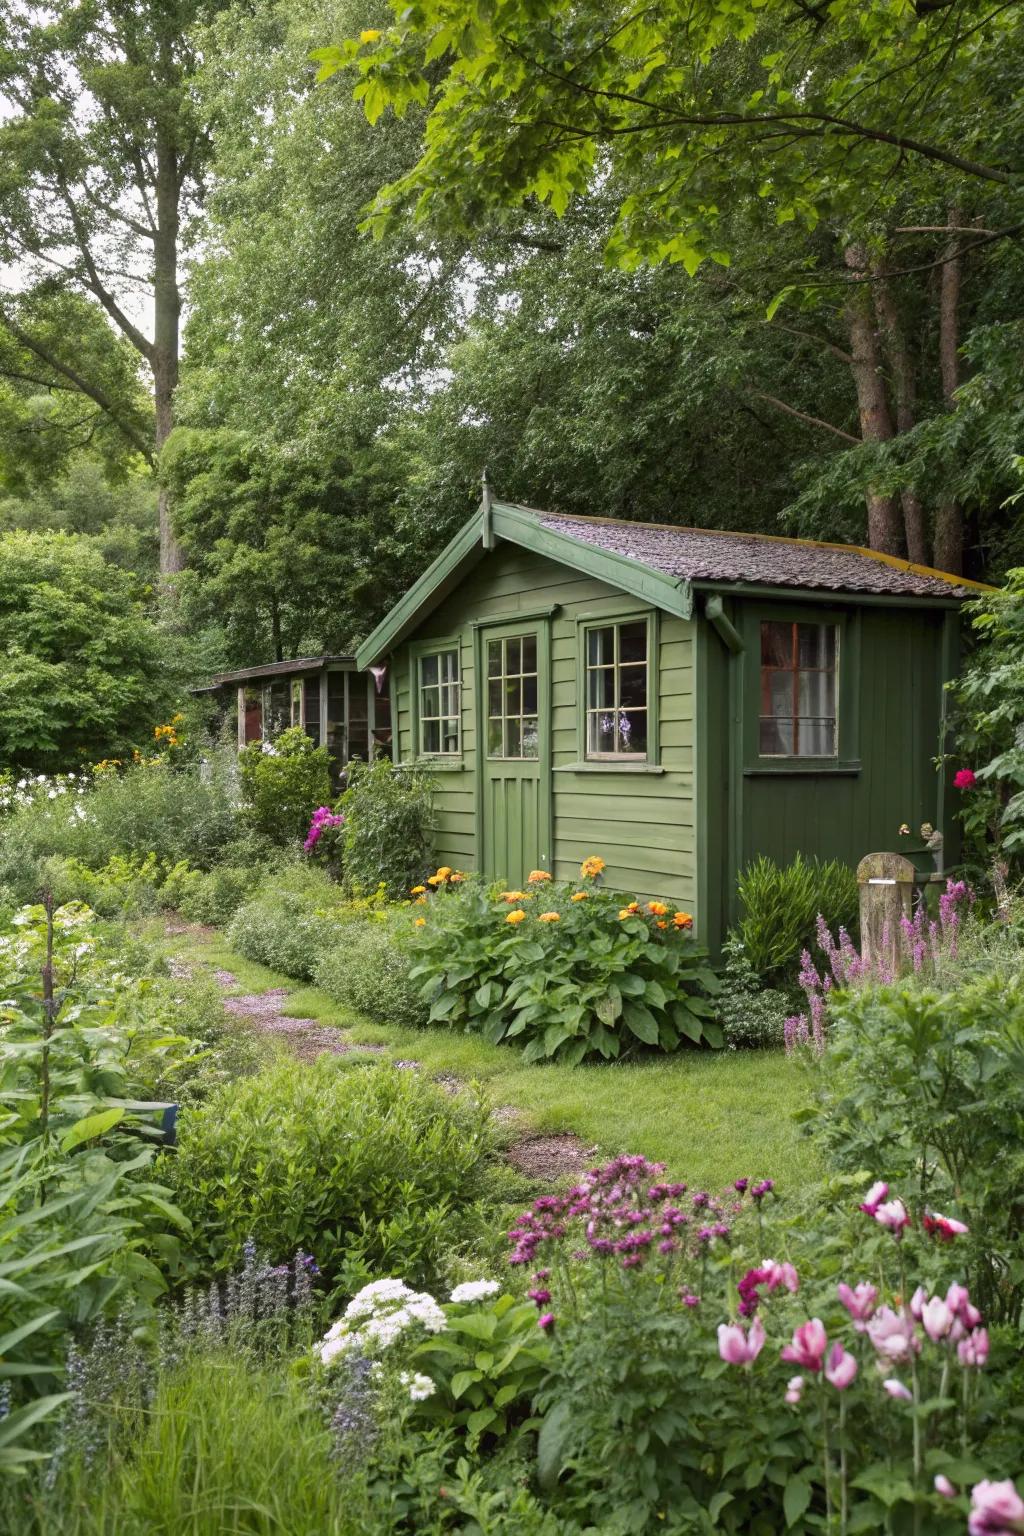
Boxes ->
[584,620,649,759]
[418,648,460,756]
[759,620,838,757]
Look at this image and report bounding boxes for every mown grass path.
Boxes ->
[162,924,822,1194]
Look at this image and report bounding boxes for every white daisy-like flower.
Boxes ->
[318,1333,356,1366]
[400,1371,435,1402]
[449,1279,501,1304]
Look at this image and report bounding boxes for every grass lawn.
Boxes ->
[168,929,822,1195]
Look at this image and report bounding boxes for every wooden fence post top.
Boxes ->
[856,852,916,885]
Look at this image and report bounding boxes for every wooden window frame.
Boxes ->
[575,609,660,766]
[484,632,540,761]
[742,604,861,775]
[409,637,463,763]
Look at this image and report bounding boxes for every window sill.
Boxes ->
[408,757,467,771]
[554,761,666,775]
[743,759,862,777]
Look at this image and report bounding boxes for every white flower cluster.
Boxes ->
[449,1279,501,1304]
[316,1278,447,1367]
[0,772,89,817]
[399,1371,436,1402]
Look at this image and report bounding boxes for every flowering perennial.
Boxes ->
[303,805,343,853]
[317,1279,446,1366]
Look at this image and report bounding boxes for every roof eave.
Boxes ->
[691,578,970,609]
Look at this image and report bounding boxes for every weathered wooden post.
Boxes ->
[856,852,916,974]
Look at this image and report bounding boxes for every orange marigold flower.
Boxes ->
[527,869,552,883]
[414,917,426,927]
[580,856,606,879]
[647,901,669,916]
[415,895,428,905]
[436,866,453,879]
[673,911,694,930]
[571,891,589,902]
[502,890,527,903]
[506,909,527,925]
[450,872,466,883]
[656,920,668,929]
[427,875,443,886]
[538,911,560,923]
[617,908,633,920]
[410,885,426,895]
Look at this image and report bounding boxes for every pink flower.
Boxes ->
[762,1259,799,1294]
[859,1180,889,1216]
[874,1198,910,1234]
[837,1281,878,1330]
[924,1210,970,1241]
[780,1318,828,1373]
[910,1285,928,1321]
[824,1342,858,1391]
[784,1375,804,1405]
[680,1292,701,1308]
[921,1296,954,1342]
[935,1475,957,1498]
[537,1312,555,1332]
[947,1283,982,1330]
[968,1479,1024,1535]
[954,768,978,790]
[717,1315,766,1366]
[867,1307,919,1364]
[882,1378,913,1401]
[958,1327,990,1368]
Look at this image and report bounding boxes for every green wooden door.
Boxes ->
[477,620,552,888]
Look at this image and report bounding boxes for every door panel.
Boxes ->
[478,622,551,888]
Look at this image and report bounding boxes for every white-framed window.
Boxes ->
[584,619,649,758]
[418,648,460,755]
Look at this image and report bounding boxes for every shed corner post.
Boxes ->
[236,685,246,750]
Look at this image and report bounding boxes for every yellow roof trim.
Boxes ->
[523,507,995,593]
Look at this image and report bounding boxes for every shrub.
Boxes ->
[238,726,333,845]
[313,914,429,1028]
[340,757,435,897]
[226,889,344,979]
[175,864,254,926]
[810,966,1024,1327]
[715,934,792,1049]
[166,1058,493,1293]
[74,756,240,870]
[737,853,858,982]
[409,865,721,1064]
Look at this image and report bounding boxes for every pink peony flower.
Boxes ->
[954,768,978,790]
[921,1296,954,1342]
[717,1315,766,1367]
[968,1479,1024,1535]
[780,1318,828,1373]
[882,1378,913,1401]
[958,1327,990,1368]
[874,1198,910,1235]
[859,1180,889,1217]
[935,1475,957,1498]
[784,1375,804,1405]
[867,1307,919,1364]
[837,1281,878,1330]
[824,1342,858,1391]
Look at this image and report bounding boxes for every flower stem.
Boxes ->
[910,1351,922,1536]
[839,1391,848,1536]
[821,1377,833,1531]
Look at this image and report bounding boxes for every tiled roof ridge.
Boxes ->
[519,505,992,594]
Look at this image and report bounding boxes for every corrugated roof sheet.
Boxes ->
[534,510,984,600]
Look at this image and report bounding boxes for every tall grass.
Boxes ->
[736,853,858,982]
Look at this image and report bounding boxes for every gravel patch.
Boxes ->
[506,1133,598,1180]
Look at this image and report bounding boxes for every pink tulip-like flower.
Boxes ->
[954,768,978,790]
[824,1342,858,1391]
[923,1210,970,1241]
[837,1281,878,1330]
[717,1315,766,1367]
[780,1318,828,1373]
[784,1375,804,1405]
[859,1180,889,1216]
[874,1198,910,1235]
[910,1285,928,1321]
[958,1327,990,1368]
[883,1378,913,1401]
[867,1307,919,1364]
[947,1283,982,1331]
[935,1475,957,1499]
[762,1259,800,1294]
[968,1479,1024,1535]
[921,1296,954,1342]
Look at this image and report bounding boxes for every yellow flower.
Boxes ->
[538,911,560,923]
[359,27,380,42]
[450,872,466,883]
[414,917,426,927]
[436,866,453,880]
[647,901,669,916]
[415,895,427,905]
[502,891,527,904]
[410,885,426,895]
[580,855,606,879]
[527,869,552,883]
[673,911,694,930]
[898,823,911,837]
[427,874,444,886]
[618,908,633,920]
[656,920,668,930]
[571,891,589,902]
[506,909,527,925]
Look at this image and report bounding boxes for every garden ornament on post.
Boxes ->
[856,852,916,973]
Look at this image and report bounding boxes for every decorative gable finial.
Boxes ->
[481,467,496,549]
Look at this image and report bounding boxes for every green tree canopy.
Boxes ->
[0,531,173,771]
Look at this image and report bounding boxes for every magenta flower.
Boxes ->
[784,1375,804,1405]
[874,1198,910,1235]
[968,1479,1024,1535]
[859,1180,889,1217]
[527,1288,551,1306]
[717,1315,766,1367]
[921,1296,954,1341]
[954,768,978,790]
[780,1318,827,1373]
[935,1475,957,1498]
[958,1327,990,1368]
[947,1283,982,1331]
[867,1307,919,1364]
[882,1378,913,1401]
[680,1292,700,1309]
[824,1342,858,1391]
[537,1312,555,1332]
[837,1281,878,1330]
[923,1210,970,1241]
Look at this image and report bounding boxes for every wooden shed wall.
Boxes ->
[391,543,699,913]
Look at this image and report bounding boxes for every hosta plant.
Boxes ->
[408,861,721,1063]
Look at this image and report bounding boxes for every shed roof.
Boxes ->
[211,654,356,686]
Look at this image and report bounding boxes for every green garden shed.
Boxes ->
[357,490,987,950]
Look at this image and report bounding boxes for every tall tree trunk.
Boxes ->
[844,246,903,555]
[873,270,929,565]
[934,211,964,575]
[154,123,183,577]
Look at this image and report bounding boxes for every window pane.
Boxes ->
[506,717,522,757]
[761,621,793,667]
[619,665,647,709]
[488,679,502,716]
[523,674,538,714]
[588,711,616,755]
[798,623,835,669]
[487,717,502,755]
[421,654,439,687]
[422,685,440,718]
[619,622,647,664]
[587,626,614,666]
[506,637,521,675]
[522,718,539,758]
[442,718,460,753]
[349,683,368,727]
[504,677,522,715]
[588,667,615,709]
[487,642,501,677]
[798,670,835,720]
[760,717,793,755]
[522,635,537,673]
[423,719,440,754]
[442,650,459,685]
[619,710,647,755]
[798,718,836,756]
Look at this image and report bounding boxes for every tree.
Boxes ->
[0,0,222,574]
[0,531,174,771]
